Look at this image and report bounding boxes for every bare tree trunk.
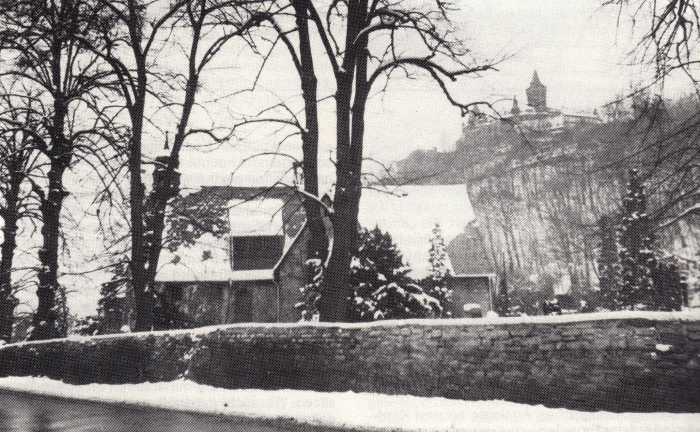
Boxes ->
[32,155,70,340]
[0,162,23,342]
[319,0,368,322]
[319,90,354,320]
[295,0,327,261]
[129,48,150,331]
[30,29,71,339]
[124,0,255,330]
[135,5,214,329]
[130,99,151,332]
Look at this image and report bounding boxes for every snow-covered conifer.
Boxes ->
[296,259,324,321]
[349,226,440,321]
[618,169,655,309]
[423,223,452,316]
[597,214,623,309]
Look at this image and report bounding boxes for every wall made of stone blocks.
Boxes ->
[0,313,698,412]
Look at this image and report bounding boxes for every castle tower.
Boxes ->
[510,95,521,116]
[526,70,547,110]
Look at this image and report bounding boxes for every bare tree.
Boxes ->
[0,87,45,342]
[85,0,271,331]
[0,0,116,339]
[605,0,700,89]
[302,0,496,321]
[288,0,329,262]
[234,0,330,263]
[604,0,700,230]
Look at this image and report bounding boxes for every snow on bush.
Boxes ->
[349,226,441,321]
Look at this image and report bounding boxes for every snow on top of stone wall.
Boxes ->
[3,310,699,348]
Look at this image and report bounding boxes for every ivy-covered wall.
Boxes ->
[1,312,698,412]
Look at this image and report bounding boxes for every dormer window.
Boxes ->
[229,235,284,270]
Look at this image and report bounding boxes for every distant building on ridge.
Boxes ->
[466,71,602,133]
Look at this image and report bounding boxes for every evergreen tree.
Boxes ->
[595,170,687,312]
[296,259,324,321]
[99,258,133,331]
[618,169,656,309]
[650,255,687,311]
[349,226,440,321]
[423,223,453,316]
[597,214,623,309]
[74,257,133,335]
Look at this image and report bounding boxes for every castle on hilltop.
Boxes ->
[466,71,602,132]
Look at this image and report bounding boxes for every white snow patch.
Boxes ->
[0,377,697,432]
[155,232,275,283]
[228,198,284,237]
[656,344,673,352]
[358,185,473,279]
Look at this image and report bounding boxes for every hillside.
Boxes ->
[388,103,700,306]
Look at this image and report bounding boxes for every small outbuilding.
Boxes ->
[445,273,497,318]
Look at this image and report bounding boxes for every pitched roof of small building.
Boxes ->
[157,184,474,283]
[156,186,304,283]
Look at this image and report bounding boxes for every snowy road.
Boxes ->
[0,389,351,432]
[0,377,698,432]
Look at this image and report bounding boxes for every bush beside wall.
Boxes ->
[1,313,698,412]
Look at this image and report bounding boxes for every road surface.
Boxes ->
[0,389,362,432]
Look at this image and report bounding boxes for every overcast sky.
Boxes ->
[165,0,696,191]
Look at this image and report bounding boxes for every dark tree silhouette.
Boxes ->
[619,169,656,309]
[605,0,700,228]
[0,88,44,342]
[422,223,452,316]
[349,226,438,321]
[0,0,115,339]
[83,0,269,331]
[605,0,700,89]
[597,214,622,310]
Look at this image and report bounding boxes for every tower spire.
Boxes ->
[510,95,521,116]
[526,70,547,110]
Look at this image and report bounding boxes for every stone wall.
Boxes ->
[1,312,698,412]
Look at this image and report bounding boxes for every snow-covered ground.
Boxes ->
[0,377,697,432]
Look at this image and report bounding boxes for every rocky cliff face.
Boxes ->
[391,112,699,305]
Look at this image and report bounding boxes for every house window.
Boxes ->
[229,235,284,270]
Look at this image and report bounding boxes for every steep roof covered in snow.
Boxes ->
[156,186,304,283]
[157,184,473,282]
[156,232,275,283]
